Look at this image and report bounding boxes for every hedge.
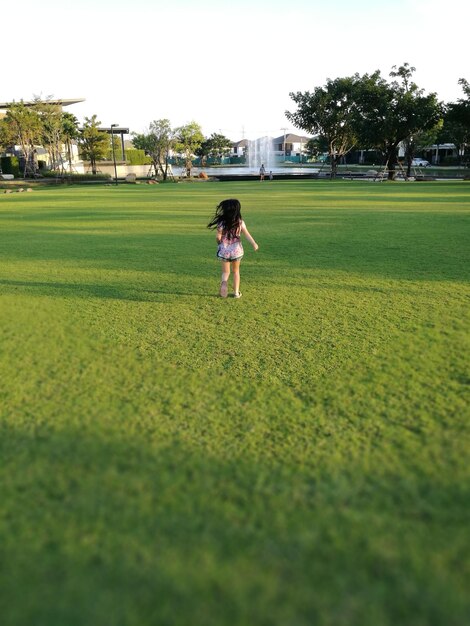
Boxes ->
[104,149,151,165]
[1,156,21,177]
[125,149,152,165]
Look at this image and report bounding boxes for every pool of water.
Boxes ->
[175,166,321,176]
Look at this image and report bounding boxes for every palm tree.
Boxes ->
[61,112,80,174]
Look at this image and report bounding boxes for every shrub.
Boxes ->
[440,155,468,166]
[125,149,152,165]
[104,149,151,165]
[1,156,21,177]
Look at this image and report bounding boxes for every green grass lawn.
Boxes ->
[1,180,469,626]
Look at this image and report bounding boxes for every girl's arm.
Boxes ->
[216,225,223,244]
[241,222,259,251]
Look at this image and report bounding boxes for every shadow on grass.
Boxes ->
[1,422,467,626]
[1,209,469,283]
[0,279,217,301]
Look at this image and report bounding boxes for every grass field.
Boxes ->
[1,180,469,626]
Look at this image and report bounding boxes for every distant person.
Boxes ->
[259,164,266,181]
[269,170,273,180]
[207,198,259,299]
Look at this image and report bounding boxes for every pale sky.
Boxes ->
[2,0,469,140]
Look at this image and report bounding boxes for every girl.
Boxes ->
[207,198,259,298]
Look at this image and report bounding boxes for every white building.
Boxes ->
[230,134,311,160]
[230,139,249,158]
[272,133,310,159]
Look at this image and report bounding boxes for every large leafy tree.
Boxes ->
[0,115,14,154]
[196,133,232,165]
[353,64,442,179]
[440,78,470,166]
[78,115,110,175]
[174,121,204,176]
[195,138,211,167]
[132,119,175,180]
[206,133,232,164]
[286,76,360,177]
[0,102,42,177]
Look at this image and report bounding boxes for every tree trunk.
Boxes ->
[403,140,413,179]
[330,154,338,178]
[151,159,159,178]
[406,154,412,179]
[67,141,73,174]
[159,157,168,181]
[387,147,398,180]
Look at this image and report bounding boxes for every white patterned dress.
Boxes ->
[216,220,245,261]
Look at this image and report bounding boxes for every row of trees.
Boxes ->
[2,65,469,181]
[0,100,81,176]
[132,121,232,180]
[0,99,115,177]
[0,100,234,179]
[286,63,470,179]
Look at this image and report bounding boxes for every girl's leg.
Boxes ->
[220,261,230,297]
[231,260,241,295]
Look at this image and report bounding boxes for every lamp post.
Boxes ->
[111,123,119,185]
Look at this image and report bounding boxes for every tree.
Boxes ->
[207,133,232,164]
[195,138,211,167]
[286,76,360,177]
[0,99,80,177]
[458,77,470,99]
[174,121,204,176]
[0,116,14,154]
[304,136,328,161]
[109,134,122,161]
[132,119,175,180]
[402,120,443,175]
[353,64,442,179]
[440,78,470,166]
[196,133,232,165]
[61,112,80,174]
[0,102,42,177]
[35,98,65,172]
[78,115,110,175]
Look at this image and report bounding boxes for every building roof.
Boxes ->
[232,134,311,146]
[0,98,85,110]
[272,133,310,143]
[77,127,129,136]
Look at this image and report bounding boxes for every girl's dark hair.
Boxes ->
[207,198,242,240]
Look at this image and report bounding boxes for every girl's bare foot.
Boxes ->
[220,280,228,298]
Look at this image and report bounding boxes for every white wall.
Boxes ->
[75,163,156,178]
